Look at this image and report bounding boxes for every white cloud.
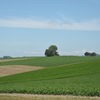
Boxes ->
[0,17,100,30]
[59,50,81,55]
[82,49,87,53]
[59,49,99,55]
[23,49,96,56]
[90,0,99,3]
[23,51,44,55]
[59,49,89,55]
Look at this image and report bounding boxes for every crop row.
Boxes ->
[0,73,100,96]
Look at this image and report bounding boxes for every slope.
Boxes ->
[0,60,100,84]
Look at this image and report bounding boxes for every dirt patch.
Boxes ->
[0,65,44,77]
[0,93,100,99]
[0,58,32,62]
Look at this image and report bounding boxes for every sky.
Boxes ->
[0,0,100,57]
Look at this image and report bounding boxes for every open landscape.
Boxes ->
[0,56,100,100]
[1,0,100,99]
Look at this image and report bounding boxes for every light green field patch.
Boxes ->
[0,56,100,67]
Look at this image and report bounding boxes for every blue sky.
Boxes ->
[0,0,100,57]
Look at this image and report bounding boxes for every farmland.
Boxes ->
[0,56,100,67]
[0,56,100,97]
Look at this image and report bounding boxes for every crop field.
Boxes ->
[0,56,100,98]
[0,56,100,67]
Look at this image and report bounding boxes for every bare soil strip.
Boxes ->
[0,93,100,99]
[0,58,32,62]
[0,65,44,77]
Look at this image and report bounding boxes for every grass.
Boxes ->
[0,58,100,96]
[0,56,100,67]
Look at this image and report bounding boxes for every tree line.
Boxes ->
[45,45,98,57]
[0,56,12,59]
[84,52,97,56]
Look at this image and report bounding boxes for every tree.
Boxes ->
[84,52,97,56]
[84,52,91,56]
[3,56,12,59]
[45,45,59,57]
[45,49,52,57]
[91,52,97,56]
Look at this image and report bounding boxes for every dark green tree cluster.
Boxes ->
[84,52,97,56]
[45,45,59,57]
[3,56,12,59]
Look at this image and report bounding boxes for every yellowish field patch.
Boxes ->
[0,58,32,62]
[0,94,100,100]
[0,65,44,77]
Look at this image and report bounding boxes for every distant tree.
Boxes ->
[91,52,97,56]
[84,52,91,56]
[45,45,59,57]
[45,49,52,57]
[96,54,100,56]
[3,56,12,59]
[84,52,97,56]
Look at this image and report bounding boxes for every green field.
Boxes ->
[0,56,100,96]
[0,56,100,67]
